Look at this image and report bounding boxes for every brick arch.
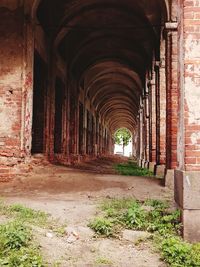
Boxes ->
[30,0,41,19]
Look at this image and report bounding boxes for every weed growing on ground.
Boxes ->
[89,198,200,266]
[0,220,44,267]
[115,161,154,177]
[160,235,200,267]
[88,217,114,237]
[95,256,113,265]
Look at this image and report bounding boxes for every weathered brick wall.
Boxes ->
[165,0,179,171]
[184,0,200,171]
[173,0,200,242]
[0,4,25,180]
[177,0,200,171]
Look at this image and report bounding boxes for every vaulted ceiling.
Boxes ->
[36,0,168,133]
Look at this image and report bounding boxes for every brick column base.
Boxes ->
[175,170,200,242]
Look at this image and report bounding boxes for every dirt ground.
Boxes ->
[0,156,173,267]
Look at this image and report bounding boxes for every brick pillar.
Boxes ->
[98,123,101,155]
[95,118,99,155]
[148,71,156,172]
[68,80,78,159]
[139,101,144,167]
[144,90,150,166]
[92,115,96,156]
[0,3,34,180]
[47,48,56,161]
[165,24,178,188]
[174,0,200,242]
[74,100,79,156]
[159,41,167,166]
[135,116,140,160]
[155,41,167,177]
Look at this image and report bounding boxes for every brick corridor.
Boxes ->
[0,0,200,241]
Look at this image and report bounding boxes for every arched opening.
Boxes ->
[114,128,133,157]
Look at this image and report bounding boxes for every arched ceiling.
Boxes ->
[36,0,168,134]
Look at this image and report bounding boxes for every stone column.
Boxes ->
[175,0,200,242]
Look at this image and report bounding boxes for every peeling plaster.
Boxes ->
[0,94,18,136]
[185,77,200,124]
[185,35,200,60]
[191,132,200,145]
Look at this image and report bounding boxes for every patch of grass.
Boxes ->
[95,256,113,265]
[115,161,154,177]
[89,198,200,266]
[0,220,44,267]
[98,198,180,235]
[0,202,49,227]
[0,201,67,234]
[0,201,69,266]
[101,198,138,213]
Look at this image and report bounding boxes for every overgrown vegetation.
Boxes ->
[115,161,154,177]
[89,198,200,266]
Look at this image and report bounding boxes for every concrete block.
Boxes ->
[175,170,200,209]
[182,209,200,243]
[144,161,149,169]
[165,169,174,189]
[149,162,156,173]
[155,164,165,177]
[141,159,146,168]
[138,159,142,167]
